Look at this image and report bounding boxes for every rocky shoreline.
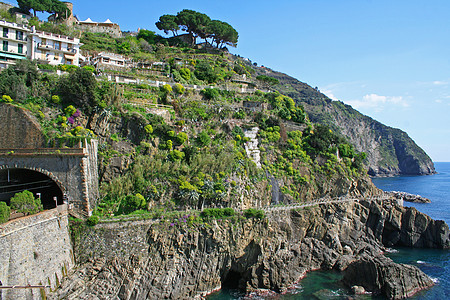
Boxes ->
[389,191,432,203]
[51,197,449,300]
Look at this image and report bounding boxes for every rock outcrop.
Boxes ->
[343,255,434,299]
[52,198,449,299]
[389,191,431,203]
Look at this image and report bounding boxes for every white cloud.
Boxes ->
[322,89,338,101]
[344,93,409,112]
[433,81,448,86]
[435,99,443,103]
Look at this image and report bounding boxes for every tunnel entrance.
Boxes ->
[0,168,64,210]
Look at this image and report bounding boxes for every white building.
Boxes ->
[0,20,30,68]
[91,52,127,71]
[28,27,83,66]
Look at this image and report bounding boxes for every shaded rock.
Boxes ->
[343,255,434,299]
[51,199,448,299]
[351,285,366,295]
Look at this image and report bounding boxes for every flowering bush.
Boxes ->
[1,95,13,103]
[64,105,77,116]
[51,95,61,104]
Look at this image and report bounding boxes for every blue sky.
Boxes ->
[11,0,450,161]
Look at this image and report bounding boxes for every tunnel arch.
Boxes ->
[0,167,65,210]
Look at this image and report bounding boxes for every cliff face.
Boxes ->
[53,199,449,299]
[252,67,435,176]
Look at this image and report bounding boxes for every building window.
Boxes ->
[2,41,8,52]
[55,41,61,50]
[3,28,8,38]
[54,53,59,60]
[16,31,24,40]
[18,44,23,54]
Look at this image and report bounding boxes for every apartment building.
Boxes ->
[0,20,30,68]
[28,26,83,66]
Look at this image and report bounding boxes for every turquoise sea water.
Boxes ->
[208,162,450,299]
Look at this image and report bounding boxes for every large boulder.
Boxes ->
[343,255,434,299]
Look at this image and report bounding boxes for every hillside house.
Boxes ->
[0,20,30,68]
[242,101,269,112]
[91,52,128,71]
[28,27,83,66]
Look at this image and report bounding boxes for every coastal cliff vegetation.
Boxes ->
[0,55,369,222]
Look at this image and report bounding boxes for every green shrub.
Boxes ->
[233,109,246,119]
[201,88,220,100]
[2,95,13,103]
[117,193,147,215]
[197,131,211,146]
[200,207,235,219]
[38,64,57,70]
[243,208,265,219]
[51,95,61,104]
[82,65,96,73]
[173,83,185,95]
[180,68,191,81]
[86,215,99,226]
[10,190,43,215]
[0,202,10,224]
[169,150,185,161]
[144,124,153,134]
[177,132,188,144]
[58,64,78,72]
[64,105,77,116]
[161,84,172,94]
[195,61,218,83]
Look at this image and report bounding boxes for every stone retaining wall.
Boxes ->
[0,205,73,300]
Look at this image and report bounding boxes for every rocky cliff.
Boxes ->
[252,67,436,176]
[53,198,449,299]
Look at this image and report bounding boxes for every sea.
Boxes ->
[208,162,450,299]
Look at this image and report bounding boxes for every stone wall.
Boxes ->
[0,2,13,12]
[0,205,73,300]
[0,103,46,149]
[75,24,122,38]
[81,139,99,213]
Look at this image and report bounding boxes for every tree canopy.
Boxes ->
[176,9,211,46]
[17,0,70,18]
[155,9,238,48]
[56,67,99,114]
[207,20,238,48]
[155,14,179,36]
[256,75,280,88]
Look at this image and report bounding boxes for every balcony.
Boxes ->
[63,48,77,54]
[34,30,75,42]
[37,43,77,54]
[38,43,54,50]
[0,34,27,42]
[0,49,27,59]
